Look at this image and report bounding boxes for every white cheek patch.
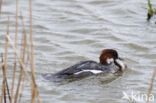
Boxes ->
[115,59,126,71]
[74,70,103,75]
[106,58,114,64]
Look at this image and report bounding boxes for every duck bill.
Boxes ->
[115,58,126,72]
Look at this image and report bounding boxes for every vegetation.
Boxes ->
[147,0,156,20]
[146,68,156,103]
[0,0,41,103]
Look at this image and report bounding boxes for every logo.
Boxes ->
[122,90,155,102]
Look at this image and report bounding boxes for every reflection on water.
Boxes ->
[0,0,156,103]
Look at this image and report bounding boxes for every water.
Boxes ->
[0,0,156,103]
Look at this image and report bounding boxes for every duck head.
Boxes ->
[99,49,126,71]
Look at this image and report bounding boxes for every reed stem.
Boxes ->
[146,68,156,103]
[0,0,2,19]
[0,0,41,103]
[11,0,18,103]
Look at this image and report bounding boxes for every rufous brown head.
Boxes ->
[99,49,126,71]
[99,49,118,65]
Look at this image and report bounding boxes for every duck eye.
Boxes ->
[106,58,114,64]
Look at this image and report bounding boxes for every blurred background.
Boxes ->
[0,0,156,103]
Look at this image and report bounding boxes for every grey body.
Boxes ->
[42,60,119,82]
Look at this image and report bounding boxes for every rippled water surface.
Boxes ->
[0,0,156,103]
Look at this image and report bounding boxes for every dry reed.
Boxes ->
[0,16,10,103]
[0,0,41,103]
[10,0,18,102]
[146,68,156,103]
[29,0,37,102]
[0,0,2,19]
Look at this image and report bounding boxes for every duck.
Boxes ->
[42,49,126,82]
